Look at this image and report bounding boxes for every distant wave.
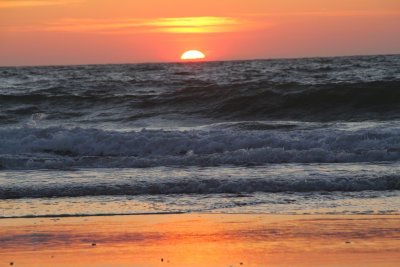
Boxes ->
[2,81,400,122]
[1,55,400,125]
[145,80,400,120]
[1,125,400,169]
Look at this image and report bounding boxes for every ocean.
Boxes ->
[1,55,399,218]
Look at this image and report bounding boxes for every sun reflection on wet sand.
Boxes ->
[0,214,399,267]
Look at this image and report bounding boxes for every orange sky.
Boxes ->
[1,0,400,66]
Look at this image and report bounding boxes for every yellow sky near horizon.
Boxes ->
[1,0,400,65]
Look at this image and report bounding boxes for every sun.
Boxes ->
[181,50,206,61]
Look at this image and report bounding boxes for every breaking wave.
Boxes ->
[1,124,400,170]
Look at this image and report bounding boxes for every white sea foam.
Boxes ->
[1,124,400,170]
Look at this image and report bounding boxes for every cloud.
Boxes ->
[4,16,248,34]
[147,17,241,33]
[0,0,83,9]
[247,10,400,18]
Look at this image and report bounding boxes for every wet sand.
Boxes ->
[1,214,399,267]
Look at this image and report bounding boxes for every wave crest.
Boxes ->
[1,125,400,169]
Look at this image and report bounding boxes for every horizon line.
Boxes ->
[1,52,399,68]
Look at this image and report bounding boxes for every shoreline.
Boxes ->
[1,214,399,267]
[1,211,399,219]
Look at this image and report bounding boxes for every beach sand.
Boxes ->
[1,214,399,267]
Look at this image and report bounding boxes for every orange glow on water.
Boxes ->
[0,215,399,267]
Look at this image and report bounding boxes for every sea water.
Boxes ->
[1,55,399,217]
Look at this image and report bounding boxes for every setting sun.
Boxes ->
[181,50,206,61]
